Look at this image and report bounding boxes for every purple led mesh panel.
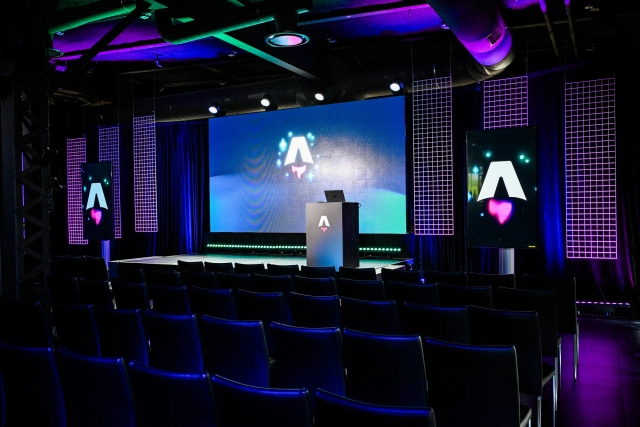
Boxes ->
[67,137,88,245]
[133,115,158,233]
[565,78,617,259]
[413,77,454,235]
[99,126,122,239]
[483,76,528,129]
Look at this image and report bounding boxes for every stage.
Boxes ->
[109,254,409,279]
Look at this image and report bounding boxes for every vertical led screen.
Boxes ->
[81,162,114,240]
[209,97,407,233]
[466,127,537,248]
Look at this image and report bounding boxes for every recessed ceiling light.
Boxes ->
[265,32,310,47]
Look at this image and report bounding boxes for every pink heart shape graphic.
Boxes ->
[321,227,328,233]
[487,199,513,225]
[91,209,102,225]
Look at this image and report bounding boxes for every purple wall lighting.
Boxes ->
[483,76,528,129]
[133,115,158,233]
[413,77,454,235]
[565,78,617,259]
[67,137,88,245]
[99,126,122,239]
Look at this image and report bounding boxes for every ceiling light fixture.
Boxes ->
[208,102,225,117]
[314,93,325,102]
[389,78,404,93]
[261,94,277,111]
[265,32,309,47]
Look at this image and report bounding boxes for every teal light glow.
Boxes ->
[485,152,492,158]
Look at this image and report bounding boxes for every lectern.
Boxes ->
[306,202,359,269]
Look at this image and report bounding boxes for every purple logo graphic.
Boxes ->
[292,165,307,179]
[91,208,103,225]
[488,199,512,224]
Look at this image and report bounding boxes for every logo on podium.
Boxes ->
[318,215,330,233]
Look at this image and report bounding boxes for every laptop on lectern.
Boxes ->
[324,190,346,203]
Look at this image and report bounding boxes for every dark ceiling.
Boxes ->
[30,0,639,123]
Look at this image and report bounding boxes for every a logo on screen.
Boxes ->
[477,161,525,225]
[278,134,315,180]
[318,215,330,233]
[86,183,108,225]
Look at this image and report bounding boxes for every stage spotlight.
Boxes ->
[314,92,325,102]
[389,78,404,93]
[208,102,225,116]
[261,94,277,110]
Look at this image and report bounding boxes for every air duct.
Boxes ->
[49,0,139,34]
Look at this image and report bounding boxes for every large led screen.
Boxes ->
[209,97,407,233]
[81,162,114,240]
[466,127,537,248]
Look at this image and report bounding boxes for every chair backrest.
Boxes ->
[110,279,150,311]
[288,293,341,328]
[46,275,82,304]
[50,254,72,279]
[271,322,345,411]
[51,301,101,356]
[437,283,493,308]
[0,343,65,426]
[235,290,289,356]
[424,338,522,427]
[0,297,52,347]
[200,315,270,387]
[189,287,236,320]
[467,272,516,291]
[84,256,109,281]
[404,302,470,344]
[340,297,400,335]
[423,270,467,286]
[293,276,337,296]
[386,281,438,328]
[55,348,135,427]
[267,263,300,277]
[148,284,191,314]
[141,310,204,373]
[522,274,578,334]
[211,374,314,427]
[145,269,181,287]
[127,360,217,427]
[93,306,149,364]
[315,389,436,427]
[234,262,266,276]
[116,264,145,282]
[495,286,559,357]
[77,278,114,308]
[215,272,254,293]
[337,278,385,301]
[339,266,377,281]
[299,265,337,279]
[67,255,88,280]
[176,260,206,273]
[467,305,543,396]
[380,268,422,285]
[342,328,427,407]
[180,271,217,289]
[252,274,295,294]
[204,261,235,274]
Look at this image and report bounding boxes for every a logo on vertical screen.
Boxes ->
[86,183,108,225]
[477,161,525,225]
[318,215,330,233]
[278,134,316,181]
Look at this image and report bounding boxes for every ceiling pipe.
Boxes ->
[539,0,560,58]
[49,0,143,34]
[564,0,579,57]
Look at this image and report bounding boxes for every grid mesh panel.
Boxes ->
[99,126,122,239]
[67,137,88,245]
[133,114,158,232]
[484,76,528,129]
[565,78,616,259]
[413,77,454,235]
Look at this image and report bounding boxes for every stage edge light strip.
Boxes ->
[206,244,401,252]
[133,114,158,232]
[98,126,122,239]
[67,137,88,245]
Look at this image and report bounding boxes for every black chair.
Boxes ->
[127,360,217,427]
[51,301,101,356]
[234,262,266,276]
[93,306,149,364]
[404,302,470,344]
[423,270,467,286]
[0,343,65,427]
[235,290,289,356]
[271,322,346,411]
[145,269,181,287]
[110,279,150,311]
[180,270,217,289]
[148,283,191,314]
[177,259,206,273]
[0,297,52,347]
[522,274,579,381]
[252,274,295,294]
[467,306,555,427]
[340,297,401,335]
[339,266,377,281]
[342,328,427,407]
[267,263,300,277]
[386,281,438,328]
[50,254,72,279]
[84,256,109,281]
[437,283,493,308]
[204,261,235,274]
[337,278,385,301]
[467,272,516,291]
[46,275,82,304]
[315,389,437,427]
[299,265,337,279]
[215,272,254,292]
[293,276,337,296]
[288,293,341,328]
[189,286,236,320]
[380,268,422,286]
[141,310,204,373]
[116,264,145,282]
[200,316,271,387]
[211,374,314,427]
[55,348,135,427]
[67,255,88,280]
[77,278,114,308]
[424,338,532,427]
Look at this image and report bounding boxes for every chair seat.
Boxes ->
[520,404,533,427]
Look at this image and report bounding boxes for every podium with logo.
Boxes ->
[306,202,359,269]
